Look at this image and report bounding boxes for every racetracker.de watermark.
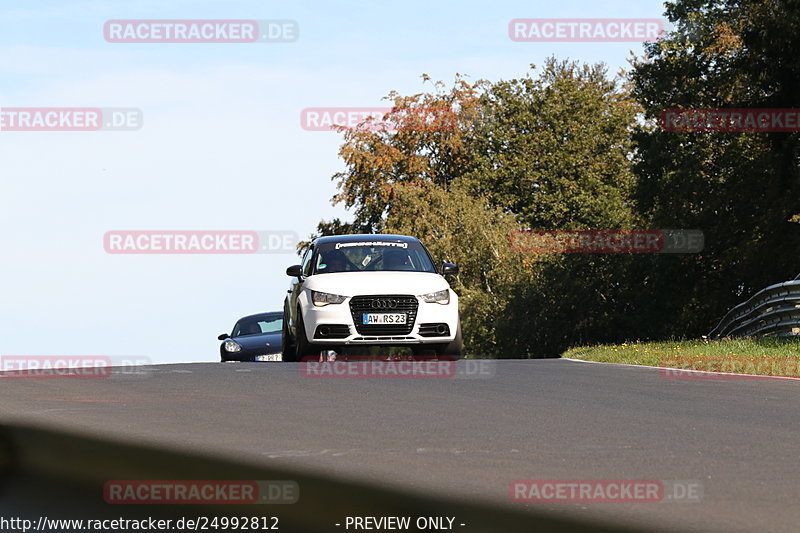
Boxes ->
[661,108,800,132]
[104,480,298,504]
[509,479,702,503]
[0,108,142,131]
[509,229,704,254]
[661,356,800,380]
[0,356,150,379]
[300,356,495,379]
[509,18,664,42]
[103,231,298,254]
[300,107,456,132]
[104,19,298,43]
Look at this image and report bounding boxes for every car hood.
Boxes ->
[229,332,281,350]
[304,271,450,296]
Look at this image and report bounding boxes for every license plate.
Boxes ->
[256,354,281,362]
[362,313,407,325]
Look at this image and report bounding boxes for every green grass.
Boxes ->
[562,337,800,377]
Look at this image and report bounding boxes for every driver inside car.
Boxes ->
[321,249,348,273]
[382,248,413,270]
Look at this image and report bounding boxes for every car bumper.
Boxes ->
[220,349,282,362]
[298,292,459,345]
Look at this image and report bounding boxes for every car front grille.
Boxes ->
[349,295,418,335]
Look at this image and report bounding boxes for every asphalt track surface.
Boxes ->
[0,358,798,532]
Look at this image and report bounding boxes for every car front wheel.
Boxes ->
[295,309,319,359]
[281,308,298,362]
[435,320,463,359]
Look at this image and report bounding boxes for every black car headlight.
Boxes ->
[223,340,242,352]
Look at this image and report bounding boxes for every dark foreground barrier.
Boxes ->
[0,423,647,533]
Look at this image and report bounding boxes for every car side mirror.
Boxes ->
[441,262,459,275]
[286,265,302,278]
[218,333,230,341]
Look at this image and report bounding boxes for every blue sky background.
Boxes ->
[0,0,668,364]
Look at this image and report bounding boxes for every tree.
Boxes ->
[317,62,641,357]
[464,59,639,231]
[331,74,486,233]
[384,182,526,355]
[630,0,800,336]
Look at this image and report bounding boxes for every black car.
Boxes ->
[218,312,283,362]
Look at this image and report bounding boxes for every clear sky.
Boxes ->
[0,0,669,364]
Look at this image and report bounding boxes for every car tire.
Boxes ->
[411,345,436,356]
[435,320,463,359]
[295,308,318,359]
[281,308,298,362]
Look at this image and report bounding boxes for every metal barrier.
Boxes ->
[708,277,800,338]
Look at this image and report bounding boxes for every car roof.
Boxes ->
[312,234,421,245]
[236,312,282,321]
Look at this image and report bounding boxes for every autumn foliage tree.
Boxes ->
[315,61,641,357]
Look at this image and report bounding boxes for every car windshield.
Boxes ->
[232,315,282,336]
[313,240,436,274]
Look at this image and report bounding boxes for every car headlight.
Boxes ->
[311,290,347,306]
[223,340,241,352]
[420,289,450,305]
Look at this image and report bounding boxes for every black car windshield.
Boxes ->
[314,240,436,274]
[232,315,282,336]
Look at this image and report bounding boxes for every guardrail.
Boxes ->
[708,276,800,338]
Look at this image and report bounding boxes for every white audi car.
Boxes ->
[281,234,462,360]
